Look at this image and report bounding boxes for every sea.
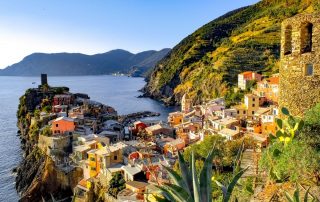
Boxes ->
[0,75,177,202]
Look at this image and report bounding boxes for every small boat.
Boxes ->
[32,82,36,84]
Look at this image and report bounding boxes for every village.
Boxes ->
[27,70,280,202]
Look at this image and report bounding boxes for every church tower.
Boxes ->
[279,13,320,116]
[181,93,192,113]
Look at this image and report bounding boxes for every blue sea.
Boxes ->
[0,75,176,201]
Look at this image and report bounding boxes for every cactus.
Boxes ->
[271,107,304,146]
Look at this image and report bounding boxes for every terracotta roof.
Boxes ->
[78,178,87,188]
[267,77,279,85]
[126,181,149,189]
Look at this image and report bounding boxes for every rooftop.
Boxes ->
[54,116,74,122]
[122,165,142,175]
[218,128,240,137]
[126,181,149,189]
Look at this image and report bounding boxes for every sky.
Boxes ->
[0,0,259,69]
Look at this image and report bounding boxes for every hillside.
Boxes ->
[144,0,320,105]
[0,49,170,77]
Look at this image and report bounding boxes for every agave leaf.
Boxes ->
[224,167,249,202]
[155,185,178,202]
[199,146,215,202]
[178,151,193,194]
[304,187,310,202]
[215,180,227,196]
[233,140,244,173]
[163,183,193,202]
[162,165,189,194]
[285,191,294,202]
[152,195,169,202]
[293,187,299,202]
[192,152,200,202]
[282,107,290,116]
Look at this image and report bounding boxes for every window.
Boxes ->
[244,111,246,114]
[237,110,240,114]
[252,98,255,101]
[301,22,313,53]
[305,64,314,76]
[252,111,255,115]
[252,104,255,107]
[56,124,58,127]
[284,25,293,55]
[114,156,118,160]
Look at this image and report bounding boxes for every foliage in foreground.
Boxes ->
[156,141,248,202]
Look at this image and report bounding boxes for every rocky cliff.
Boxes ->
[15,87,82,202]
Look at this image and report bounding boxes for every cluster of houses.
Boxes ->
[33,71,280,202]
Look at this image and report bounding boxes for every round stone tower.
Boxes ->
[279,13,320,116]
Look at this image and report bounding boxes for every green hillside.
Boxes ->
[144,0,320,105]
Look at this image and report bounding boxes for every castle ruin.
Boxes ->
[279,13,320,116]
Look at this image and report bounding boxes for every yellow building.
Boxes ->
[234,94,260,120]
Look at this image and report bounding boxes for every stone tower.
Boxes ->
[181,93,192,113]
[279,13,320,116]
[41,74,48,86]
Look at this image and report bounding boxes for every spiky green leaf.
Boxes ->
[199,146,215,202]
[163,183,192,202]
[304,187,310,202]
[162,165,190,195]
[224,167,249,202]
[178,151,193,194]
[191,152,200,202]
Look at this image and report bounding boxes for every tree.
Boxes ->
[107,172,125,198]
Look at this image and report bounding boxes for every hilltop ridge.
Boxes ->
[0,48,170,77]
[144,0,320,105]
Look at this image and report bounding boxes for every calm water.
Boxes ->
[0,75,176,201]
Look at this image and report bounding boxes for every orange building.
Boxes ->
[168,112,183,126]
[51,117,75,135]
[255,76,279,104]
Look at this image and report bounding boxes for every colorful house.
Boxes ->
[51,117,75,135]
[145,124,174,137]
[168,111,183,126]
[254,76,279,104]
[234,94,260,120]
[53,94,74,106]
[238,71,262,90]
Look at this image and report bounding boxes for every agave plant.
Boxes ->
[285,185,317,202]
[155,142,248,202]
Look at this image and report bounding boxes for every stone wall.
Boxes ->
[279,13,320,116]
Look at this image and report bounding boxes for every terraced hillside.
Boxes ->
[144,0,320,105]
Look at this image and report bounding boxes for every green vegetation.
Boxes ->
[146,0,320,105]
[41,126,52,137]
[158,146,248,202]
[107,172,125,198]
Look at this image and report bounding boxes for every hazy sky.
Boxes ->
[0,0,259,68]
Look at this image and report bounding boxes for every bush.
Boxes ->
[41,126,52,137]
[108,172,125,198]
[259,140,320,183]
